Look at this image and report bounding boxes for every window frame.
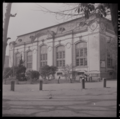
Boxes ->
[16,53,21,66]
[26,50,32,69]
[75,42,87,67]
[56,45,65,67]
[40,45,47,67]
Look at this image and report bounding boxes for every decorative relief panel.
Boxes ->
[89,20,98,31]
[66,42,71,49]
[100,22,106,32]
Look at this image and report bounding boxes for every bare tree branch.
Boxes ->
[33,4,84,17]
[10,13,17,17]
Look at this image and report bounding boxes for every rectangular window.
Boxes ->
[80,58,83,66]
[16,57,21,66]
[58,52,60,59]
[76,43,87,67]
[84,58,87,66]
[76,59,79,66]
[44,54,45,60]
[43,54,45,60]
[76,49,79,57]
[110,59,112,67]
[56,53,58,59]
[57,50,65,67]
[84,48,87,57]
[80,49,83,57]
[107,58,112,67]
[58,61,60,67]
[63,60,65,66]
[46,54,47,60]
[27,63,32,68]
[40,55,42,60]
[63,51,65,58]
[60,60,62,66]
[57,61,58,67]
[60,52,62,59]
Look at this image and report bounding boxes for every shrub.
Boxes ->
[31,70,40,80]
[25,69,32,80]
[3,67,12,79]
[25,69,40,83]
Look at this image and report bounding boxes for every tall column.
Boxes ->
[37,39,39,71]
[13,45,15,76]
[24,42,25,66]
[52,36,55,66]
[71,30,74,79]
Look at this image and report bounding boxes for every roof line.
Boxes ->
[17,13,111,38]
[17,14,87,37]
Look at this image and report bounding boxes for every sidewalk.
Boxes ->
[2,81,117,117]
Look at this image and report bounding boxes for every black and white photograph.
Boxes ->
[2,3,118,117]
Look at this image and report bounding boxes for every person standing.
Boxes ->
[58,76,60,84]
[79,74,83,82]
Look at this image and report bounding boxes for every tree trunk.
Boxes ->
[3,3,12,71]
[110,4,118,35]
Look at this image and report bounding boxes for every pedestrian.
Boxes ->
[58,76,60,83]
[79,74,83,82]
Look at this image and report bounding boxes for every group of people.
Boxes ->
[79,74,92,82]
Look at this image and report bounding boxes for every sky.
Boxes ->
[3,3,111,56]
[3,3,80,56]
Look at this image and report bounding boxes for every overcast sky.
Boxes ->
[3,3,80,56]
[3,3,111,56]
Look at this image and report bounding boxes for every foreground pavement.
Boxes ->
[2,81,117,117]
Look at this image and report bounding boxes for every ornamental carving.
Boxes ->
[48,46,52,51]
[66,42,71,49]
[18,39,22,42]
[58,27,65,34]
[100,22,106,32]
[89,21,98,31]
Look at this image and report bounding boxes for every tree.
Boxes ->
[3,67,12,79]
[3,3,17,72]
[40,65,51,80]
[25,70,40,83]
[35,3,117,35]
[62,64,72,82]
[25,69,32,81]
[49,66,57,79]
[16,57,26,81]
[75,3,117,35]
[30,70,40,83]
[40,65,57,80]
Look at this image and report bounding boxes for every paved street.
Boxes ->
[2,80,117,117]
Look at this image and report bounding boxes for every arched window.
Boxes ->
[16,53,21,66]
[56,45,65,67]
[27,51,32,69]
[76,42,87,66]
[107,53,112,68]
[40,45,47,67]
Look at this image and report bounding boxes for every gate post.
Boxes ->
[11,81,15,91]
[39,80,43,90]
[103,78,106,88]
[81,79,85,89]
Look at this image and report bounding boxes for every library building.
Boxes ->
[9,14,117,80]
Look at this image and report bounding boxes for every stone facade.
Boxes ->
[9,14,116,79]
